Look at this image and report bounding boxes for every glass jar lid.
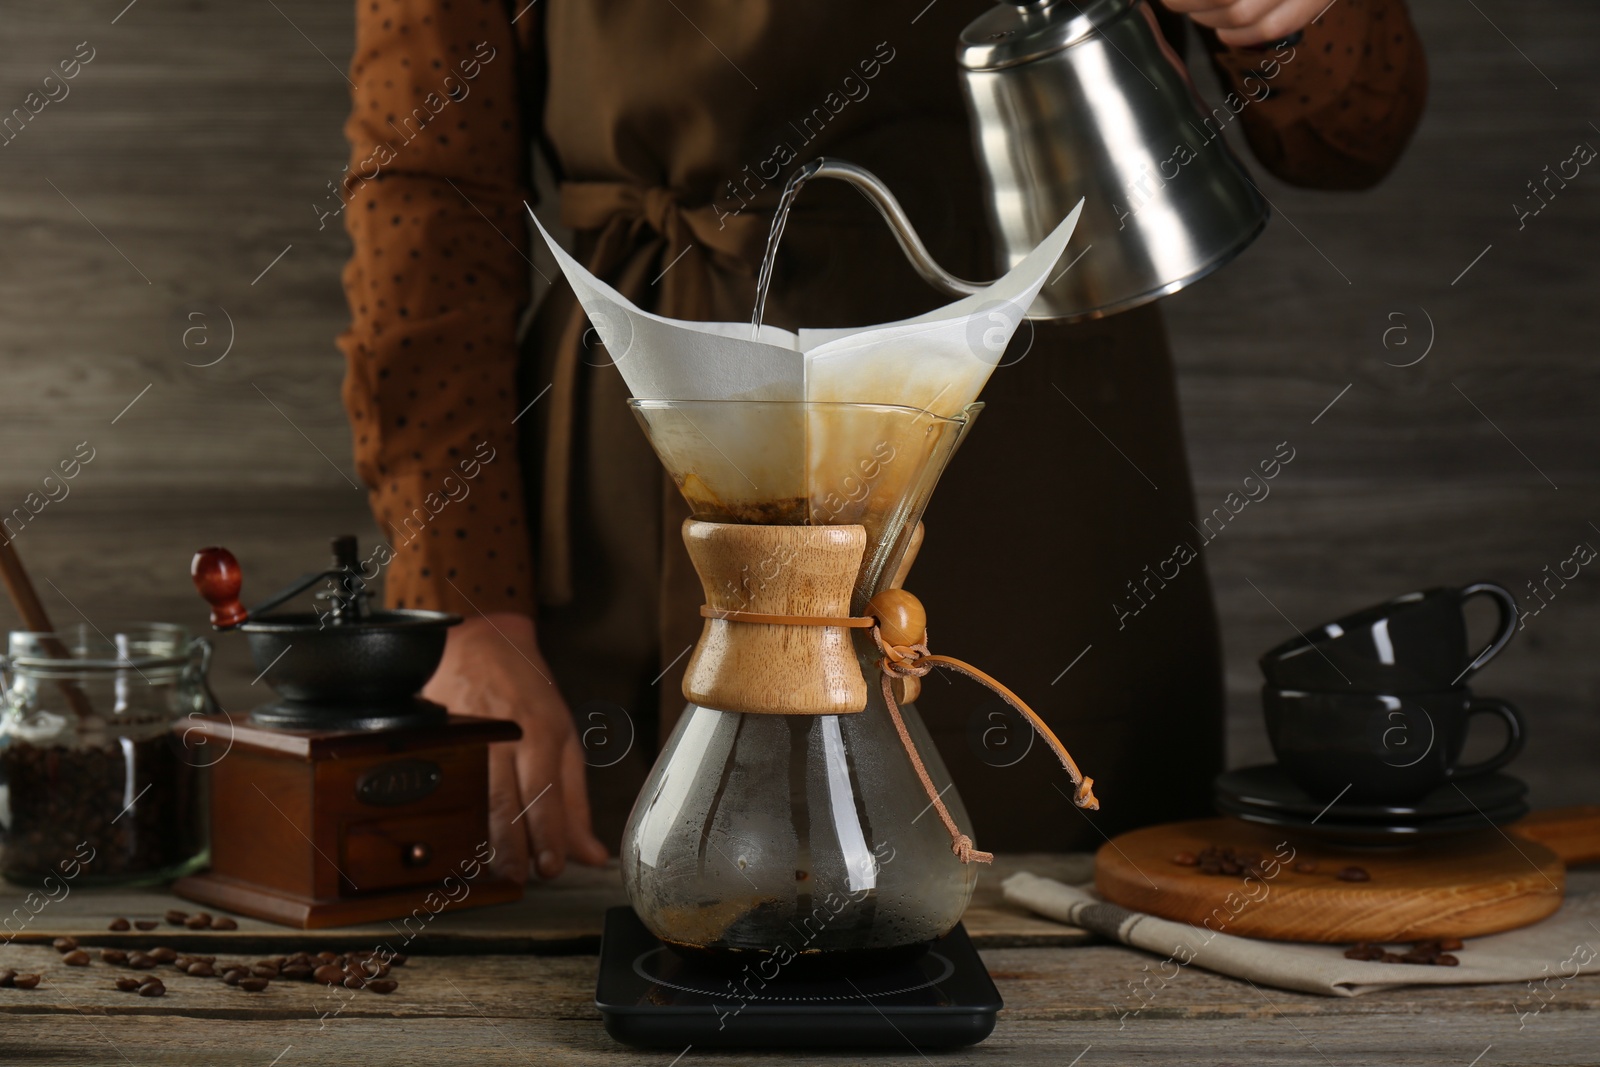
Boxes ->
[6,622,195,675]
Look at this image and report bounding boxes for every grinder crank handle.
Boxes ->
[190,547,328,630]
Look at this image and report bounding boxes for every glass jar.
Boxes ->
[0,623,213,885]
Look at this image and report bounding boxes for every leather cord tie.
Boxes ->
[696,591,1100,867]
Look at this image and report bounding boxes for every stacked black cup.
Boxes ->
[1256,583,1525,806]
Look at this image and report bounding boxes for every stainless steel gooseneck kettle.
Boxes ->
[802,0,1269,322]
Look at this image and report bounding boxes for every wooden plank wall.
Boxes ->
[0,1,1594,805]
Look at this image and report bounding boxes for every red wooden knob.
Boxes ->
[191,546,248,629]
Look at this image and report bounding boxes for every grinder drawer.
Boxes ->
[341,810,480,892]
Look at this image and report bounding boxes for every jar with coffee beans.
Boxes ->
[0,623,213,885]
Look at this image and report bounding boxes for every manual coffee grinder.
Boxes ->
[172,536,521,928]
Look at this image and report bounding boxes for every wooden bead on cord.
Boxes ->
[869,588,927,649]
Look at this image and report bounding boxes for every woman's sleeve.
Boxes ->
[337,0,539,616]
[1204,0,1428,190]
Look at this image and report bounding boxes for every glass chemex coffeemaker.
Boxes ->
[537,179,1101,1047]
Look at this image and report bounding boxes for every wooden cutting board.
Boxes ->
[1095,816,1573,943]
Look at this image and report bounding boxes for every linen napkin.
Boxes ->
[1003,870,1600,997]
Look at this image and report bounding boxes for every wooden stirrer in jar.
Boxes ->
[0,538,96,716]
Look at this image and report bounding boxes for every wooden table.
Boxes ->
[2,857,1595,1065]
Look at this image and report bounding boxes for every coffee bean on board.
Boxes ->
[366,979,398,995]
[222,968,247,986]
[127,953,157,970]
[114,977,142,992]
[1438,937,1464,952]
[212,917,238,931]
[312,964,345,986]
[134,920,159,931]
[108,918,131,932]
[138,979,165,997]
[0,969,15,987]
[148,947,178,964]
[62,950,91,967]
[165,910,188,926]
[281,965,314,981]
[237,977,269,992]
[13,975,41,989]
[52,937,78,953]
[101,949,128,965]
[187,962,216,978]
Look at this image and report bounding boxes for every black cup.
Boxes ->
[1262,686,1525,804]
[1259,582,1518,692]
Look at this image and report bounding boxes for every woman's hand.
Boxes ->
[422,612,610,882]
[1160,0,1327,47]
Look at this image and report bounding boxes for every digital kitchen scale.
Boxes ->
[594,907,1001,1049]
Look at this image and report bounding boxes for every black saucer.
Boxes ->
[1215,764,1526,821]
[1214,764,1529,846]
[595,907,1000,1049]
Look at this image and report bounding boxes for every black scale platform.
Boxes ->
[595,907,1002,1049]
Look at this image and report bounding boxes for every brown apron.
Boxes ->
[517,1,1223,851]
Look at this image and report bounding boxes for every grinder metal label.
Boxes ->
[355,759,442,806]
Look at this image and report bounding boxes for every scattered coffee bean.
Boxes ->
[1344,939,1466,966]
[138,979,165,997]
[250,964,278,979]
[343,974,366,990]
[366,979,398,995]
[148,947,178,964]
[52,936,79,953]
[1294,860,1318,874]
[1171,851,1198,867]
[222,968,247,986]
[1188,844,1272,879]
[108,918,131,932]
[237,977,269,992]
[127,953,156,970]
[186,962,216,978]
[114,977,142,992]
[102,950,128,967]
[1336,866,1371,882]
[62,950,91,967]
[164,910,188,926]
[389,954,407,967]
[312,964,345,986]
[281,964,314,981]
[1438,937,1464,952]
[134,920,159,931]
[13,974,41,989]
[0,969,15,987]
[211,917,238,931]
